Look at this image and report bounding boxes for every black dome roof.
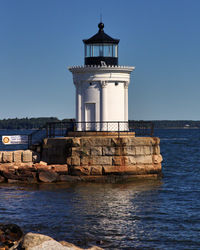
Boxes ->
[83,22,119,44]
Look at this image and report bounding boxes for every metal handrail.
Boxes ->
[45,121,154,138]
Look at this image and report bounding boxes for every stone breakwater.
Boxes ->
[0,223,103,250]
[0,136,162,183]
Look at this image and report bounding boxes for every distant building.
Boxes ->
[69,22,134,131]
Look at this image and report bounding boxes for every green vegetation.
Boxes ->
[0,118,199,129]
[0,117,73,129]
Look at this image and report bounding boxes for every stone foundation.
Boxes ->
[0,136,162,183]
[42,136,162,179]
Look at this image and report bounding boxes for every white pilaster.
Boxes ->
[75,81,82,131]
[124,81,129,130]
[100,81,108,130]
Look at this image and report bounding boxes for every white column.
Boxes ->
[75,81,82,131]
[100,81,108,130]
[124,81,129,130]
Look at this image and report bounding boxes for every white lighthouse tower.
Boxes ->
[69,22,135,131]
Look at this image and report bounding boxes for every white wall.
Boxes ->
[106,82,124,122]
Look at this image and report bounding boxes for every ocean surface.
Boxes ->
[0,129,200,249]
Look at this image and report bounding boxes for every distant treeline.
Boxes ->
[146,120,200,129]
[0,118,199,129]
[0,117,73,129]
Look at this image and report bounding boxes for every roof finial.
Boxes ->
[98,11,104,32]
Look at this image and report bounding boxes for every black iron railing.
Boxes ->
[45,121,154,138]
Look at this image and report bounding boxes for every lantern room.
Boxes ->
[83,22,119,66]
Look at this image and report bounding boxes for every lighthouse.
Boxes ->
[69,22,135,131]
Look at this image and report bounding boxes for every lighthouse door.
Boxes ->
[85,103,95,130]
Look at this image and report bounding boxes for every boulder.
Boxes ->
[39,171,58,183]
[0,223,23,249]
[70,166,91,176]
[0,175,5,183]
[22,232,103,250]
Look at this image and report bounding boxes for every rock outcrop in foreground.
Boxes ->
[0,224,103,250]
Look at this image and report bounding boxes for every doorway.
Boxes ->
[85,103,96,130]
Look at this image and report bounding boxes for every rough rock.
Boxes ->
[50,165,68,174]
[0,223,23,249]
[90,147,102,156]
[2,152,13,163]
[90,166,103,175]
[153,154,163,164]
[70,166,91,176]
[0,175,5,183]
[39,171,58,183]
[22,233,103,250]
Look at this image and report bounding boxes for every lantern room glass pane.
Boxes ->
[112,45,118,57]
[85,45,91,57]
[93,45,99,56]
[85,44,118,58]
[104,45,112,57]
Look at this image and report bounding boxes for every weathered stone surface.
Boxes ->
[90,166,103,175]
[70,166,91,176]
[135,146,153,155]
[66,157,72,166]
[60,241,104,250]
[103,165,138,174]
[71,137,81,147]
[59,241,82,249]
[122,146,135,156]
[50,165,68,174]
[112,137,160,146]
[71,147,90,157]
[92,156,112,165]
[112,156,123,165]
[13,150,22,163]
[22,150,33,163]
[22,233,54,249]
[153,145,160,154]
[81,137,112,147]
[80,156,91,165]
[38,161,48,166]
[112,156,137,165]
[102,147,118,156]
[91,147,102,156]
[0,152,3,162]
[2,169,17,180]
[35,164,50,172]
[103,164,161,175]
[135,155,153,164]
[153,154,163,164]
[22,232,100,250]
[2,152,13,163]
[0,175,5,182]
[71,156,81,166]
[39,171,58,182]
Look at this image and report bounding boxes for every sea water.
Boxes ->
[0,129,200,249]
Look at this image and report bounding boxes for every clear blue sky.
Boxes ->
[1,0,200,120]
